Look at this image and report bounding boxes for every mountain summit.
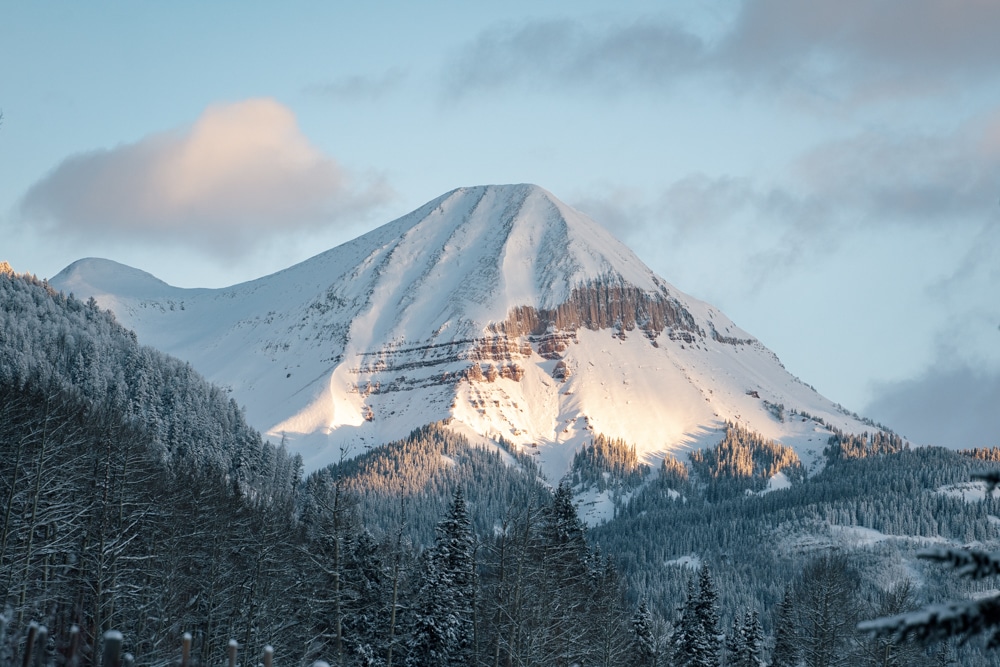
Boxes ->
[53,184,878,476]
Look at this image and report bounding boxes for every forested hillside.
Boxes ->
[0,270,293,492]
[4,268,1000,665]
[590,431,1000,665]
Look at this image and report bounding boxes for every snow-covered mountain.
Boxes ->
[52,184,881,477]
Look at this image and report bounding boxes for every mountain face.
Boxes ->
[52,184,880,477]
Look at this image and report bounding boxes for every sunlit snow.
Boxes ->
[52,184,886,477]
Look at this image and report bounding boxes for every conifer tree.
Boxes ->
[739,610,764,667]
[694,565,721,667]
[675,567,721,667]
[674,579,702,667]
[630,599,658,667]
[726,613,745,665]
[771,588,799,667]
[407,489,476,667]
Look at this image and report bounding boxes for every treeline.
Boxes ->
[0,271,287,491]
[825,428,907,462]
[570,434,649,493]
[315,423,551,546]
[689,422,803,500]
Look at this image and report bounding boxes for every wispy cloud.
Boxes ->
[305,68,407,101]
[445,1,1000,104]
[580,106,1000,271]
[21,99,392,256]
[793,114,1000,224]
[444,18,704,96]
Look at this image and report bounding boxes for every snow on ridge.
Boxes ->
[48,184,886,476]
[52,257,182,300]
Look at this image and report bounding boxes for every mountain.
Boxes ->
[52,184,883,477]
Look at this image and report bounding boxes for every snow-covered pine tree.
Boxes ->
[674,567,721,667]
[694,565,721,667]
[739,610,764,667]
[407,488,476,667]
[630,599,658,667]
[674,579,702,667]
[726,613,745,665]
[536,481,591,666]
[771,588,798,667]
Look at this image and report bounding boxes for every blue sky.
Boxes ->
[2,1,999,448]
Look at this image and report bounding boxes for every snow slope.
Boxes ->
[52,184,882,478]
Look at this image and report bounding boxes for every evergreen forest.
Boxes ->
[2,270,1000,666]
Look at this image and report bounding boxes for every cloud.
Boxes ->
[793,116,1000,225]
[445,18,704,96]
[21,99,391,256]
[445,1,1000,103]
[865,363,1000,448]
[574,106,1000,298]
[305,68,407,101]
[720,0,1000,100]
[586,105,1000,235]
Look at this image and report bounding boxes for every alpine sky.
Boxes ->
[1,1,998,449]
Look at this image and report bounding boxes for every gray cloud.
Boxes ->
[582,106,1000,237]
[721,0,1000,100]
[20,99,392,257]
[445,18,704,96]
[305,68,407,101]
[865,363,1000,448]
[446,1,1000,103]
[793,119,1000,224]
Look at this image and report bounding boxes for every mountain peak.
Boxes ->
[353,182,663,315]
[53,257,176,300]
[51,185,884,477]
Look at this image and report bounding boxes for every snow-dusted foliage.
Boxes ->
[0,271,296,493]
[571,434,650,492]
[859,538,1000,649]
[688,421,803,499]
[673,566,721,667]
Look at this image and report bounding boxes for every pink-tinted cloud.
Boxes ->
[21,99,391,255]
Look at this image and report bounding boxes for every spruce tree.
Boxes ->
[407,489,476,667]
[740,610,764,667]
[630,599,657,667]
[771,588,799,667]
[675,567,721,667]
[694,565,721,667]
[674,579,702,667]
[726,613,745,665]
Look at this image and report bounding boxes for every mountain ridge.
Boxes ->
[51,184,885,477]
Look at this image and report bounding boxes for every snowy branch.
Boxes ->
[918,546,1000,580]
[858,595,1000,647]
